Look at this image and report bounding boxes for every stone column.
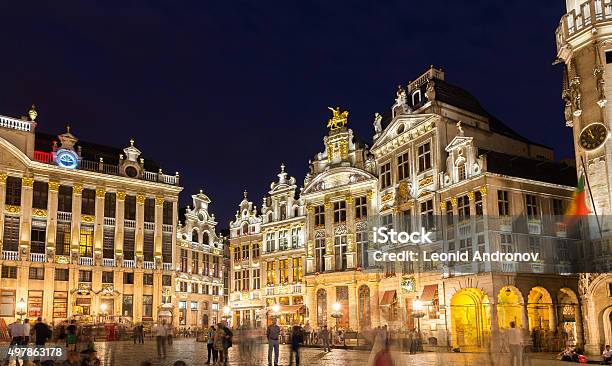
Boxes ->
[115,192,125,263]
[324,201,333,271]
[71,184,83,254]
[135,193,145,266]
[94,188,105,264]
[47,181,59,256]
[348,283,358,330]
[345,196,357,269]
[305,284,316,326]
[20,177,34,257]
[305,205,315,273]
[154,197,164,267]
[371,282,381,327]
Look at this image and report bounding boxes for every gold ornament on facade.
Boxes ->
[306,205,313,214]
[5,205,20,214]
[48,181,60,191]
[339,140,349,158]
[479,186,488,196]
[467,191,475,201]
[96,188,106,197]
[418,175,433,187]
[345,195,354,204]
[32,209,48,218]
[327,106,349,130]
[28,104,38,121]
[21,177,34,188]
[55,255,70,264]
[439,201,447,210]
[155,196,165,206]
[136,193,146,205]
[366,190,373,201]
[0,173,7,184]
[116,191,126,201]
[450,197,458,207]
[73,184,83,195]
[397,181,409,200]
[381,192,393,203]
[327,143,334,162]
[81,215,95,224]
[324,201,332,209]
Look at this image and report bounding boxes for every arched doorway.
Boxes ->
[527,287,555,332]
[497,286,524,329]
[450,288,491,350]
[557,288,579,346]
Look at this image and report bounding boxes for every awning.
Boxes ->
[420,285,438,303]
[380,290,397,306]
[158,310,172,317]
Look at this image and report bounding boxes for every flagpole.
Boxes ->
[580,156,603,238]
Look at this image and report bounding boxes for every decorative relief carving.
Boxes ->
[155,196,165,206]
[73,184,83,195]
[81,215,95,224]
[5,205,20,214]
[479,186,488,196]
[450,197,458,207]
[96,188,106,197]
[48,181,60,191]
[116,191,126,201]
[136,193,146,205]
[467,191,475,201]
[21,177,34,188]
[418,176,433,187]
[32,209,47,218]
[0,173,7,184]
[334,224,347,235]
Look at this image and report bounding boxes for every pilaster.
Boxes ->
[135,193,145,266]
[47,181,59,253]
[20,177,34,256]
[115,192,125,260]
[71,184,83,253]
[94,188,105,263]
[154,196,164,266]
[0,173,8,249]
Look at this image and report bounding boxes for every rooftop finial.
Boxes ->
[327,106,349,130]
[200,189,203,194]
[456,120,464,136]
[280,163,285,173]
[66,125,71,133]
[28,104,37,121]
[130,138,134,147]
[243,190,248,198]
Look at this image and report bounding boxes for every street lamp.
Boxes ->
[331,302,342,333]
[222,306,232,326]
[412,297,426,352]
[100,303,108,323]
[16,298,26,320]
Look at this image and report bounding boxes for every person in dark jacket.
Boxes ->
[289,325,304,366]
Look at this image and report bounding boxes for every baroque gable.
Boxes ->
[302,166,376,196]
[439,124,484,188]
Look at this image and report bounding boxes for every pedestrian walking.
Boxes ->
[6,319,24,365]
[320,325,331,352]
[22,318,31,345]
[152,321,168,358]
[205,325,217,364]
[220,322,233,366]
[66,320,78,352]
[33,317,51,346]
[507,321,524,366]
[138,323,145,344]
[303,322,312,345]
[289,325,303,366]
[166,323,174,346]
[266,319,281,366]
[133,324,139,344]
[213,323,227,366]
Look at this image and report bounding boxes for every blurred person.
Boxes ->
[289,325,303,366]
[213,322,227,366]
[603,345,612,364]
[303,321,312,345]
[33,317,51,346]
[319,325,330,352]
[80,349,100,366]
[66,320,78,352]
[60,351,81,366]
[151,321,168,358]
[220,322,233,366]
[205,325,217,364]
[266,318,281,366]
[507,321,524,366]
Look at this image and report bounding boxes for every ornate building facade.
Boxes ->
[228,191,264,327]
[0,107,182,325]
[556,0,612,353]
[260,164,306,326]
[174,190,224,328]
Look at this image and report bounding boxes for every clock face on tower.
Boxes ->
[579,122,608,151]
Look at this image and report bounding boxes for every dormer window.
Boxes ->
[294,207,299,217]
[279,204,287,220]
[412,90,422,105]
[242,223,249,235]
[268,213,273,222]
[457,163,466,181]
[203,233,210,245]
[192,229,199,243]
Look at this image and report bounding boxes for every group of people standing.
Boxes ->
[204,322,233,365]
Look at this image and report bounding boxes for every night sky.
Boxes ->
[0,1,570,229]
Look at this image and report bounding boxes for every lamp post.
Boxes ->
[100,303,108,324]
[222,306,232,327]
[16,298,26,320]
[412,297,426,352]
[331,302,342,331]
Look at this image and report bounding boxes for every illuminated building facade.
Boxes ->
[174,190,224,328]
[228,191,264,327]
[556,0,612,353]
[0,107,182,325]
[260,164,306,326]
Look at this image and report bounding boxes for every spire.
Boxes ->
[28,104,37,122]
[243,190,248,198]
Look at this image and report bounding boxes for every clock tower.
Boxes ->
[557,0,612,236]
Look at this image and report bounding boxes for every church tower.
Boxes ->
[557,0,612,236]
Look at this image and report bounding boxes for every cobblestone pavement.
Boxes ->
[3,339,572,366]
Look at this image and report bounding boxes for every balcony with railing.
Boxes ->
[124,219,136,228]
[124,259,135,268]
[102,258,115,267]
[104,217,116,226]
[0,115,34,132]
[162,262,173,271]
[2,250,19,261]
[30,253,46,262]
[556,0,612,49]
[57,211,72,222]
[143,261,155,269]
[162,224,173,233]
[80,257,94,266]
[527,219,542,235]
[144,222,155,231]
[501,261,517,273]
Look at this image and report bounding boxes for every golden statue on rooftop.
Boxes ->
[327,106,349,130]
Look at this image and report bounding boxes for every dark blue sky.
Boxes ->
[0,1,570,228]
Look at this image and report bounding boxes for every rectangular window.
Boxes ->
[162,232,173,263]
[104,192,116,218]
[233,246,240,262]
[266,261,276,285]
[265,232,276,252]
[5,177,22,206]
[0,290,15,317]
[2,215,20,252]
[124,195,136,220]
[606,50,612,64]
[553,198,565,217]
[458,195,470,220]
[291,227,302,248]
[528,236,541,256]
[334,235,347,271]
[103,226,114,259]
[253,269,261,290]
[122,295,133,317]
[57,186,72,212]
[55,268,69,281]
[355,196,367,219]
[333,201,347,223]
[498,190,510,216]
[1,266,17,279]
[81,189,96,215]
[397,152,410,181]
[242,269,249,291]
[234,271,242,291]
[457,164,466,181]
[316,238,326,272]
[279,259,289,283]
[180,249,188,272]
[162,275,172,286]
[526,194,538,218]
[314,205,325,226]
[163,201,173,225]
[30,220,46,254]
[381,214,393,230]
[78,270,92,283]
[32,181,48,209]
[192,252,199,274]
[475,191,483,216]
[421,199,434,231]
[357,230,368,268]
[417,142,432,172]
[143,230,154,262]
[143,273,154,286]
[292,258,302,283]
[28,290,43,318]
[279,230,289,251]
[55,221,71,256]
[102,271,114,284]
[53,291,68,319]
[79,224,94,257]
[123,228,135,260]
[253,243,260,258]
[242,244,249,259]
[500,233,513,253]
[380,162,391,189]
[29,267,44,280]
[123,272,134,284]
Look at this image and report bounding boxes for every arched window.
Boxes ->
[192,229,199,243]
[358,285,371,328]
[294,207,299,217]
[317,289,327,327]
[242,223,248,235]
[412,90,422,105]
[279,204,287,220]
[203,233,210,245]
[268,213,273,222]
